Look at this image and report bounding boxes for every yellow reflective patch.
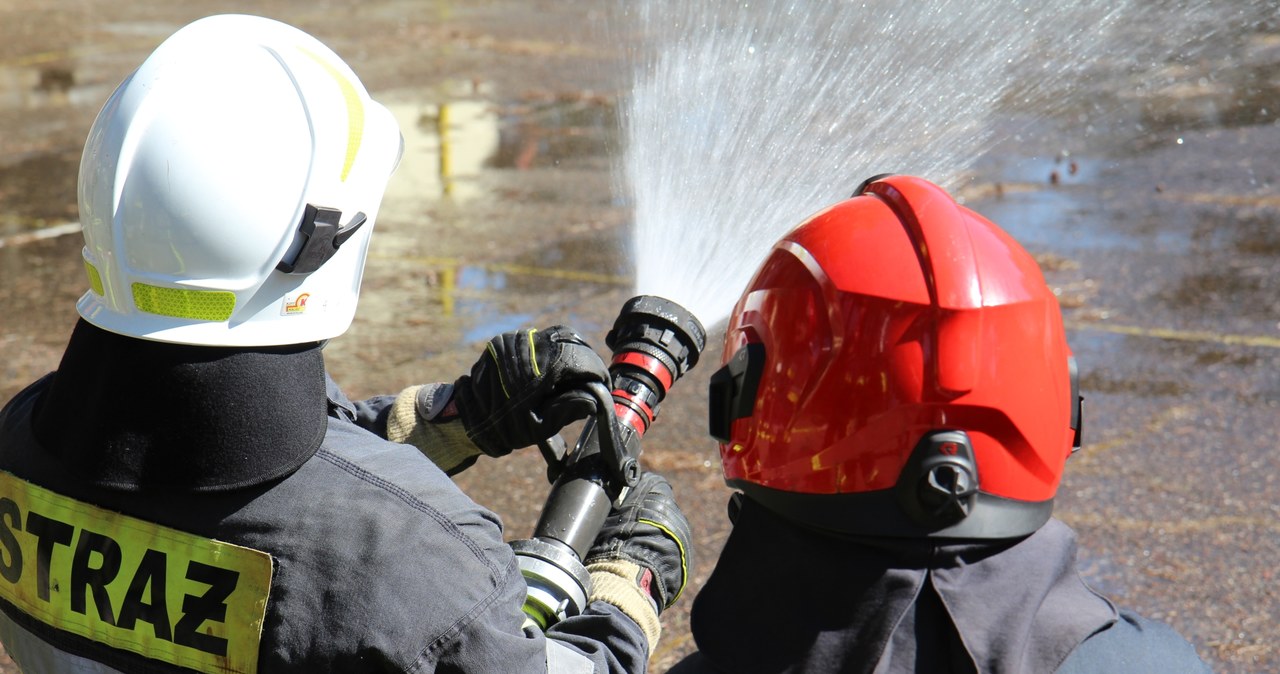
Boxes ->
[132,283,236,321]
[0,471,272,674]
[84,260,104,297]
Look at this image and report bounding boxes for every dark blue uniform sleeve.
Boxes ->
[324,375,652,673]
[548,602,652,673]
[1056,611,1211,673]
[325,372,395,433]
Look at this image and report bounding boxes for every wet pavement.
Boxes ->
[1,2,1279,673]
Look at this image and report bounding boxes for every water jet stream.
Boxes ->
[605,0,1232,329]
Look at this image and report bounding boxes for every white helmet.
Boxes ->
[77,14,403,346]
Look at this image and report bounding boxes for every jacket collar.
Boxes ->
[31,320,328,492]
[689,496,1116,673]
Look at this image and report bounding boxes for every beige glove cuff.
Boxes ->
[587,560,661,653]
[386,384,481,473]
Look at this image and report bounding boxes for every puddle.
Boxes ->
[427,230,630,345]
[384,98,502,204]
[976,183,1183,256]
[370,88,624,348]
[978,151,1103,188]
[382,93,614,205]
[969,150,1198,256]
[490,95,614,170]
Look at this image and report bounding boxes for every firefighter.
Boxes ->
[670,175,1209,673]
[0,15,689,673]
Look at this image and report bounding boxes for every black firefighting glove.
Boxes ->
[452,326,610,458]
[584,472,693,651]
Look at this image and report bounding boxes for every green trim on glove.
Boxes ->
[453,326,609,457]
[584,472,694,612]
[638,517,689,604]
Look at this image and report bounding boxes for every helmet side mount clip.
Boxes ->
[276,204,368,275]
[709,342,765,443]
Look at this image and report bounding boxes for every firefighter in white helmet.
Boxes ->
[0,14,685,673]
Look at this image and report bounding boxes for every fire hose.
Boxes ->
[508,295,705,627]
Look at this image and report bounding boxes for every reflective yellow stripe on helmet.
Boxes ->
[132,284,236,321]
[299,46,364,182]
[0,471,273,674]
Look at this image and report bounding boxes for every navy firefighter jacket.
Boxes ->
[0,320,646,674]
[666,494,1212,674]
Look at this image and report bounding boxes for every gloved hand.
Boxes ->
[585,472,693,627]
[452,325,610,458]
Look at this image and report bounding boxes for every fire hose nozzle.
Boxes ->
[510,295,705,625]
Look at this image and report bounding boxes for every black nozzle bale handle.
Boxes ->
[588,382,641,489]
[530,382,640,559]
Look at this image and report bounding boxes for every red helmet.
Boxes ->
[708,175,1082,539]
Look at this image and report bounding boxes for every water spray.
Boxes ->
[509,295,705,627]
[611,0,1144,327]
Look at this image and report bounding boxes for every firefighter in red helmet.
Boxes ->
[670,175,1209,673]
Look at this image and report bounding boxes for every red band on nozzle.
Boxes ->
[610,351,674,391]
